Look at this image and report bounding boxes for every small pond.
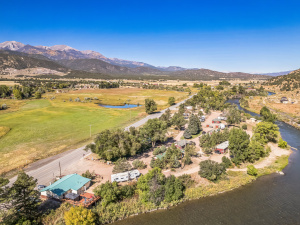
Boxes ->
[268,91,276,96]
[99,104,141,109]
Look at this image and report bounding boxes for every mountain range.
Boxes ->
[0,41,271,80]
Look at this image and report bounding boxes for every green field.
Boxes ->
[0,88,187,174]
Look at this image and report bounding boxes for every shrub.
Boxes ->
[64,206,96,225]
[247,165,258,176]
[199,160,226,182]
[153,146,166,155]
[82,170,94,179]
[278,138,288,149]
[242,124,247,130]
[221,156,232,168]
[1,104,7,110]
[132,159,147,169]
[113,158,132,173]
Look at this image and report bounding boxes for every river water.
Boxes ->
[115,98,300,225]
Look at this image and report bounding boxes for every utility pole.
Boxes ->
[59,161,61,177]
[89,124,92,138]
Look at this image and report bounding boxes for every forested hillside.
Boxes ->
[266,69,300,91]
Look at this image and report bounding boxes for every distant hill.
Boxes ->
[266,69,300,91]
[260,71,293,76]
[169,69,269,80]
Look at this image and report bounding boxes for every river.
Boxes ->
[114,98,300,225]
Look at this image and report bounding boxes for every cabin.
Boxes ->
[215,141,229,154]
[111,170,140,183]
[40,174,91,200]
[280,97,288,104]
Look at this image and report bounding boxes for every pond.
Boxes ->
[268,91,276,96]
[99,104,141,109]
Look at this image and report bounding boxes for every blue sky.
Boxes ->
[1,0,300,73]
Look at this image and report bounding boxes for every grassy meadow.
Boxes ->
[0,88,187,174]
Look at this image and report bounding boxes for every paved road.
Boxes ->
[9,94,194,186]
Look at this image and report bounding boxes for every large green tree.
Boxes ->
[171,113,186,130]
[253,122,279,144]
[199,160,226,182]
[188,114,201,135]
[141,119,168,147]
[229,128,250,165]
[168,97,175,106]
[145,99,157,114]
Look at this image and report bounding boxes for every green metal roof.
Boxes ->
[156,152,166,160]
[40,174,91,197]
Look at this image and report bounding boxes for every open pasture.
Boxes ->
[0,88,187,174]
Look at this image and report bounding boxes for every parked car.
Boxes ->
[37,185,47,190]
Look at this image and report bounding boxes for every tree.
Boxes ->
[8,171,40,223]
[82,170,94,179]
[94,181,121,206]
[141,119,168,147]
[278,138,288,148]
[0,177,9,203]
[199,160,226,182]
[164,175,184,202]
[168,97,175,106]
[229,128,250,165]
[183,128,192,139]
[188,114,201,135]
[132,159,147,169]
[137,168,166,205]
[160,108,172,127]
[226,105,242,125]
[247,165,258,176]
[221,156,232,168]
[64,206,96,225]
[113,158,132,173]
[13,89,23,100]
[35,91,42,99]
[182,153,192,166]
[260,106,276,123]
[242,124,247,130]
[171,113,186,130]
[145,99,157,114]
[247,139,266,162]
[253,122,279,144]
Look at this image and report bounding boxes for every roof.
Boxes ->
[40,174,91,197]
[216,141,229,150]
[212,118,221,121]
[65,193,80,200]
[156,152,166,160]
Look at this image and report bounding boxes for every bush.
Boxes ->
[242,124,247,130]
[199,160,226,182]
[113,158,132,173]
[1,104,7,110]
[221,156,232,168]
[132,159,147,169]
[81,170,94,179]
[247,165,258,176]
[153,146,167,155]
[64,206,96,225]
[278,138,288,149]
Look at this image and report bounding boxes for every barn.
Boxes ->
[215,141,229,154]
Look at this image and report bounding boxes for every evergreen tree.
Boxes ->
[188,114,201,135]
[145,99,157,114]
[183,128,192,139]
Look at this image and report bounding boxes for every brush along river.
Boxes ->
[114,98,300,225]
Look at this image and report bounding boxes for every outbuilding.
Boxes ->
[215,141,229,154]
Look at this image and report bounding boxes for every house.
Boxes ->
[40,174,91,200]
[111,170,140,183]
[280,97,288,104]
[176,139,194,149]
[215,141,229,154]
[212,118,221,123]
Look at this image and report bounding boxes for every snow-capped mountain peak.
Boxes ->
[49,45,76,51]
[0,41,25,51]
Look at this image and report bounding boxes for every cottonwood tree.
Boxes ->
[145,99,157,114]
[229,128,250,165]
[112,158,132,173]
[141,119,168,147]
[171,113,186,130]
[226,105,242,125]
[253,122,279,144]
[199,160,226,182]
[168,97,175,106]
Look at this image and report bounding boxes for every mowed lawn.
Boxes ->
[0,88,187,174]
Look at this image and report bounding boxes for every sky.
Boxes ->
[1,0,300,73]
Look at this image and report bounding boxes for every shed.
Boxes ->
[215,141,229,154]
